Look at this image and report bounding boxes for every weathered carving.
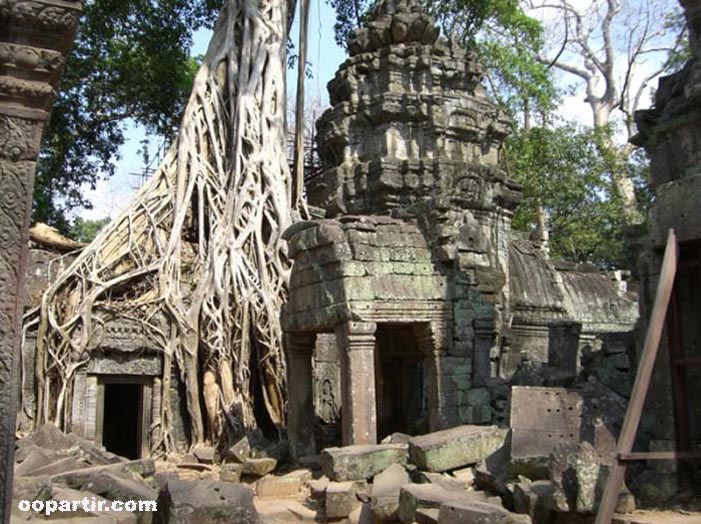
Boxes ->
[0,0,81,520]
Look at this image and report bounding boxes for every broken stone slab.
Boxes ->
[549,442,607,514]
[451,467,475,488]
[50,458,156,486]
[437,500,533,524]
[397,483,503,523]
[242,457,277,477]
[14,447,52,477]
[50,486,121,518]
[220,463,243,483]
[308,476,330,501]
[380,432,413,445]
[321,444,408,481]
[325,481,361,519]
[154,479,259,524]
[413,471,468,492]
[16,424,80,452]
[80,472,158,502]
[513,480,554,524]
[371,463,410,522]
[193,446,216,464]
[226,437,251,463]
[408,425,507,472]
[12,475,52,503]
[27,456,89,477]
[255,469,312,498]
[415,508,439,524]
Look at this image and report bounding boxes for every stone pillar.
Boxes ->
[335,321,377,445]
[1,3,81,521]
[414,321,450,430]
[285,332,317,458]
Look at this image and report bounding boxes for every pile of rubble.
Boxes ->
[11,423,644,524]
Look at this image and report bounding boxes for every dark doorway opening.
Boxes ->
[103,382,142,459]
[375,324,426,440]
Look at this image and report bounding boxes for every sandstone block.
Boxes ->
[438,500,532,524]
[154,479,258,524]
[321,444,408,481]
[325,481,360,519]
[242,457,277,477]
[371,463,410,521]
[408,425,506,472]
[397,483,502,523]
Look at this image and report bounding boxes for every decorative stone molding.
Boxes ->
[0,0,81,520]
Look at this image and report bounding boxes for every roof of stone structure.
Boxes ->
[509,239,566,316]
[556,263,638,332]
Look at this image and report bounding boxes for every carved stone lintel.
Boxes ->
[0,1,81,521]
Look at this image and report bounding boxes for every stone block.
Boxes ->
[50,459,156,486]
[437,500,532,524]
[307,476,329,500]
[321,444,408,481]
[371,463,410,521]
[413,471,468,492]
[154,479,259,524]
[397,483,502,523]
[325,481,360,519]
[242,457,277,477]
[415,508,439,524]
[549,442,606,514]
[14,447,51,477]
[220,463,243,483]
[193,446,215,464]
[80,472,158,502]
[408,425,507,472]
[255,469,312,498]
[513,481,554,524]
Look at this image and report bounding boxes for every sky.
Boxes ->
[75,0,678,221]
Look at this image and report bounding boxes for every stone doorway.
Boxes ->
[375,325,427,439]
[96,376,152,459]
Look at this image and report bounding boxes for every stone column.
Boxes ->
[0,3,81,521]
[285,332,317,458]
[335,321,377,445]
[414,321,450,430]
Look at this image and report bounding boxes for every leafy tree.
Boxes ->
[505,123,647,268]
[35,0,220,232]
[68,217,111,243]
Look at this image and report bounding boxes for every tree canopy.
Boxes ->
[35,0,221,233]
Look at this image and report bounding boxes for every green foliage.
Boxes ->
[69,217,111,243]
[35,0,219,232]
[506,124,638,268]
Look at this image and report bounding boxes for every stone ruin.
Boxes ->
[8,0,701,523]
[283,0,638,461]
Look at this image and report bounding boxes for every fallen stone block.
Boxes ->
[438,500,532,524]
[80,471,158,502]
[408,425,507,472]
[12,475,52,503]
[154,479,259,524]
[321,444,408,481]
[226,437,251,463]
[307,476,330,501]
[415,508,439,524]
[50,459,156,486]
[398,483,503,523]
[550,442,607,513]
[255,469,312,498]
[451,466,475,488]
[220,463,243,483]
[513,480,554,524]
[325,481,361,519]
[14,448,52,477]
[16,424,80,452]
[371,463,410,522]
[242,457,277,477]
[29,456,89,477]
[193,446,216,464]
[414,471,468,492]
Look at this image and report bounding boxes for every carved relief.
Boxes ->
[0,43,64,72]
[0,0,81,31]
[0,115,43,161]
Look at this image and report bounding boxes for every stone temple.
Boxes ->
[282,0,638,457]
